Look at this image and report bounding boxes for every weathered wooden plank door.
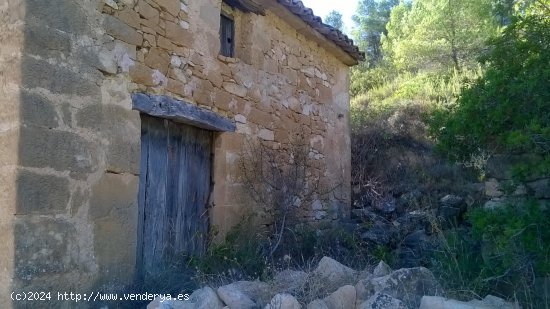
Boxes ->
[137,115,212,276]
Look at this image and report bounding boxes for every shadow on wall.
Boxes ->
[12,0,141,307]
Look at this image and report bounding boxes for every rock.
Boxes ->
[396,230,433,268]
[419,295,518,309]
[312,257,357,290]
[306,299,329,309]
[273,270,308,294]
[399,189,422,209]
[218,280,271,307]
[440,194,464,207]
[323,285,356,309]
[264,294,301,309]
[394,211,432,239]
[369,267,444,308]
[438,206,462,222]
[527,178,550,199]
[217,285,256,309]
[375,196,398,214]
[485,179,503,198]
[483,198,507,210]
[354,279,373,305]
[361,221,396,246]
[372,261,392,278]
[189,287,225,309]
[438,194,465,223]
[358,292,407,309]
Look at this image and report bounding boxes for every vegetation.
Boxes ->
[324,10,344,31]
[350,0,549,306]
[432,200,550,305]
[431,11,550,162]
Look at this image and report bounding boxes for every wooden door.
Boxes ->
[137,115,212,276]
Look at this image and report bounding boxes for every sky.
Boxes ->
[300,0,359,35]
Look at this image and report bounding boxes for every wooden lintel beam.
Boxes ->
[132,93,236,132]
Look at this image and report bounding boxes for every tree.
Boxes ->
[352,0,399,66]
[431,5,550,161]
[324,10,344,31]
[383,0,499,73]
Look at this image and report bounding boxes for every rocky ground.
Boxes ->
[147,256,518,309]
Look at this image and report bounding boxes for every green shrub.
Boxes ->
[432,200,550,305]
[430,15,550,163]
[190,217,269,281]
[469,200,550,277]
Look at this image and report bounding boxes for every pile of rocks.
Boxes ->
[147,257,518,309]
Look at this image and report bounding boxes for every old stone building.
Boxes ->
[0,0,363,305]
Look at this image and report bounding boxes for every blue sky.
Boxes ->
[300,0,359,35]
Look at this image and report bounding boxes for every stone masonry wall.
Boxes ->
[0,0,352,305]
[97,0,352,234]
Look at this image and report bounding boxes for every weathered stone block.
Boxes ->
[20,90,59,128]
[19,126,99,175]
[24,24,72,59]
[223,82,247,98]
[154,0,180,15]
[93,206,137,284]
[76,104,141,174]
[22,56,101,98]
[14,217,77,279]
[115,6,141,29]
[137,0,160,22]
[16,170,70,215]
[258,128,274,141]
[145,47,170,72]
[89,173,139,220]
[129,62,156,86]
[26,0,90,34]
[103,14,143,46]
[106,136,141,174]
[165,21,193,47]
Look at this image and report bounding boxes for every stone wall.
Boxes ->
[0,0,352,305]
[483,154,549,209]
[96,0,352,234]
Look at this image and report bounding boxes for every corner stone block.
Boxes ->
[14,217,78,280]
[16,170,70,215]
[26,0,91,34]
[24,23,72,59]
[76,104,141,174]
[19,126,100,176]
[20,90,59,128]
[22,56,101,98]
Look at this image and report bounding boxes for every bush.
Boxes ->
[190,216,270,283]
[430,15,550,163]
[431,200,550,306]
[470,201,550,278]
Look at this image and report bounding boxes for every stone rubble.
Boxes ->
[147,257,518,309]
